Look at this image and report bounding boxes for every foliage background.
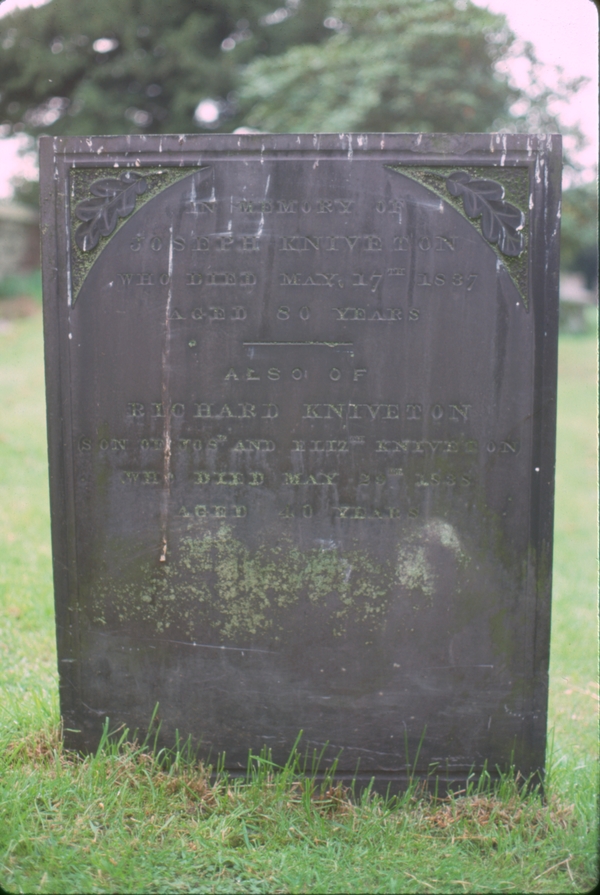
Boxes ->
[1,0,595,281]
[0,0,587,142]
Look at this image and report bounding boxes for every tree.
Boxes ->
[239,0,587,136]
[10,174,40,210]
[0,0,586,159]
[560,183,598,288]
[0,0,329,137]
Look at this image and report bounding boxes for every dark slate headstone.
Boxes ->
[40,134,561,790]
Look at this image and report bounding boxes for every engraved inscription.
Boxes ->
[71,157,534,585]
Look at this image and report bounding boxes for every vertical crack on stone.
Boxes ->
[159,226,175,563]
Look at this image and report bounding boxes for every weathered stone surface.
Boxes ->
[40,134,561,789]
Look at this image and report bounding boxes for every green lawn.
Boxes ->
[0,310,597,894]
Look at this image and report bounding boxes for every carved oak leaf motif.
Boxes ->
[445,171,524,257]
[75,171,148,252]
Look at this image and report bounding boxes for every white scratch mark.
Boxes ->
[189,178,197,215]
[159,228,175,564]
[136,637,274,653]
[345,133,353,161]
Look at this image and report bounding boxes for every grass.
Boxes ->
[0,307,597,893]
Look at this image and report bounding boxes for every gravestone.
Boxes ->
[40,134,561,790]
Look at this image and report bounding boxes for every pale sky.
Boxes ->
[0,0,597,197]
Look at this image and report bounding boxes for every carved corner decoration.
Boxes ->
[69,166,212,303]
[387,164,529,309]
[75,171,148,251]
[444,171,524,258]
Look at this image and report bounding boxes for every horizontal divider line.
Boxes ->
[243,341,353,347]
